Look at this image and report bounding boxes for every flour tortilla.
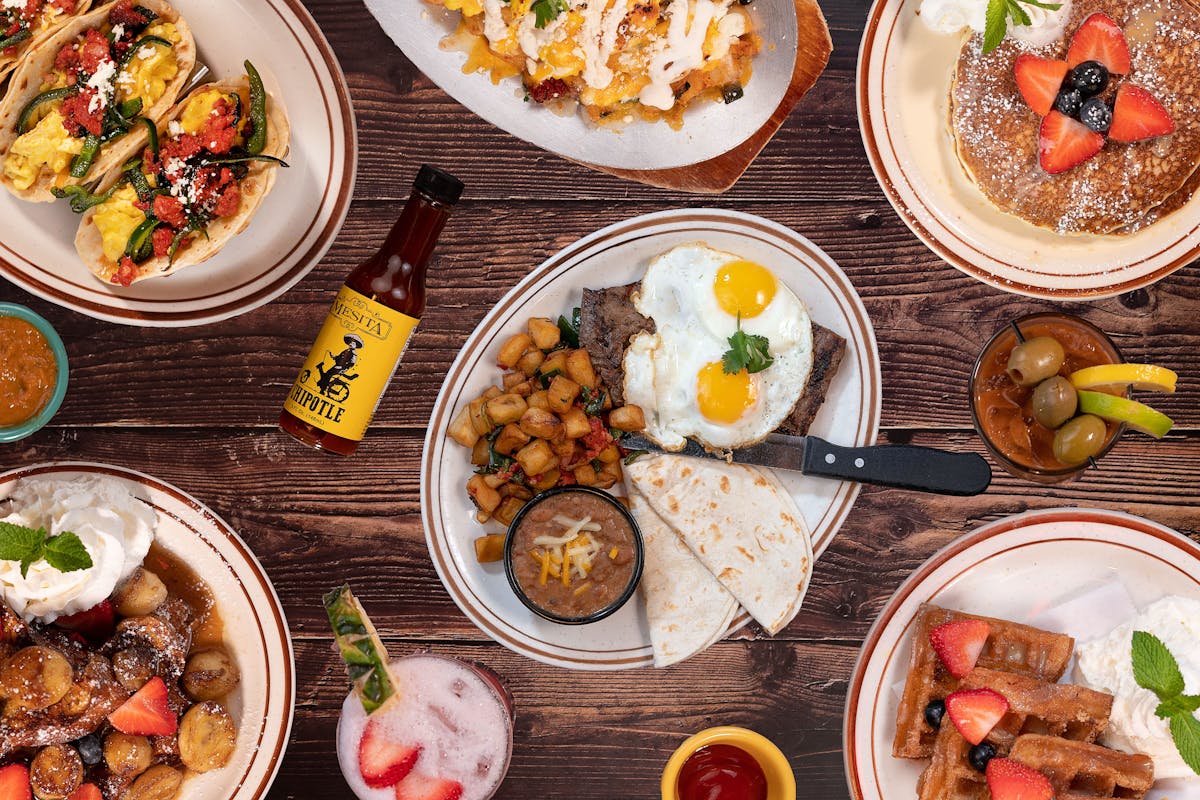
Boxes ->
[626,477,740,668]
[624,455,813,636]
[74,75,291,285]
[0,0,95,89]
[0,0,195,201]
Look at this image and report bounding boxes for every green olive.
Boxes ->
[1031,376,1078,430]
[1006,336,1066,387]
[1052,414,1108,465]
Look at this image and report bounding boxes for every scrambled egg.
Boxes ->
[93,185,143,264]
[179,89,229,133]
[116,22,182,104]
[3,110,84,191]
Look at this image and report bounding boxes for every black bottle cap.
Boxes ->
[415,165,465,206]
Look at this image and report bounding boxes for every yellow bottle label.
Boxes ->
[283,286,419,442]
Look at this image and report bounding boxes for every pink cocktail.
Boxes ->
[337,654,514,800]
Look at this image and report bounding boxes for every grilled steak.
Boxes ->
[579,282,846,437]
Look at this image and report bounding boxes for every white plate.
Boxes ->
[365,0,799,172]
[0,462,295,800]
[421,209,882,670]
[857,0,1200,299]
[844,507,1200,800]
[0,0,355,326]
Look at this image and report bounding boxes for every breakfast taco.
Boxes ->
[71,63,290,286]
[0,0,94,87]
[0,0,194,201]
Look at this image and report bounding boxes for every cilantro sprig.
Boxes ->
[1131,630,1200,775]
[983,0,1062,52]
[531,0,567,28]
[721,315,774,375]
[0,521,93,578]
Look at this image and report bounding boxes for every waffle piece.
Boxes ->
[893,604,1075,758]
[950,0,1200,234]
[915,669,1114,800]
[1010,735,1155,799]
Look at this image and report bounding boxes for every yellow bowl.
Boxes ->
[660,726,795,800]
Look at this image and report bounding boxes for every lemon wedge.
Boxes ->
[1076,390,1174,438]
[1069,364,1177,394]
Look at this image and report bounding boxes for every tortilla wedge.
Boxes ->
[0,0,95,89]
[74,74,291,286]
[0,0,195,201]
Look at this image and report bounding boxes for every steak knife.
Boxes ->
[620,433,992,496]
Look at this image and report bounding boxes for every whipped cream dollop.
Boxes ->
[1075,595,1200,780]
[918,0,1073,48]
[0,476,155,623]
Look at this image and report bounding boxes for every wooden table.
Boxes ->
[2,0,1199,796]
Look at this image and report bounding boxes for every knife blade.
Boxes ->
[620,433,992,496]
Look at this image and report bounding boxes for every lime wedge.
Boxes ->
[1076,390,1174,438]
[323,584,397,714]
[1069,364,1177,394]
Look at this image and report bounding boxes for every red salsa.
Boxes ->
[677,744,768,800]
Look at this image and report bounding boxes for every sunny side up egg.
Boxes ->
[622,243,814,451]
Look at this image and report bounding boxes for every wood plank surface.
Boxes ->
[2,0,1199,797]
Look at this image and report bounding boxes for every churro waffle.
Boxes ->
[1010,734,1156,798]
[893,604,1075,758]
[915,669,1114,800]
[950,0,1200,235]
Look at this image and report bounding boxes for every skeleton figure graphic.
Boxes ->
[314,334,363,401]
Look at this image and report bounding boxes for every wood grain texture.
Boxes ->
[2,0,1200,797]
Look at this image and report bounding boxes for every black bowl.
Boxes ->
[503,485,644,625]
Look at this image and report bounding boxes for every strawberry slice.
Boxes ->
[107,676,178,736]
[394,773,464,800]
[359,719,422,789]
[1014,55,1069,117]
[68,785,103,800]
[945,687,1009,745]
[0,764,30,800]
[1066,12,1131,74]
[1109,85,1175,142]
[1039,111,1105,174]
[54,600,115,644]
[929,619,991,678]
[986,757,1055,800]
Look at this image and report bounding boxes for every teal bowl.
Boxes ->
[0,303,69,443]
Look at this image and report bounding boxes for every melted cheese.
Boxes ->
[640,0,733,110]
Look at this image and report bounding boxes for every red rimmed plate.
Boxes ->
[857,0,1200,299]
[0,0,355,326]
[0,462,295,799]
[843,507,1200,800]
[421,209,881,670]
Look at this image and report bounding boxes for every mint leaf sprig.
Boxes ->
[722,314,774,375]
[983,0,1063,52]
[1131,630,1200,775]
[0,521,94,578]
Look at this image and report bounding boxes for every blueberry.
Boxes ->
[76,734,102,766]
[924,699,946,729]
[1070,60,1110,97]
[1054,89,1083,117]
[969,742,997,772]
[1080,96,1113,133]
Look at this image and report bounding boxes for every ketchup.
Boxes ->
[677,744,769,800]
[279,165,464,455]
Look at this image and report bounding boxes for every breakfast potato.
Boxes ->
[471,437,490,466]
[494,423,531,456]
[468,397,492,437]
[540,349,569,379]
[528,317,561,349]
[467,475,501,514]
[515,439,555,475]
[497,333,532,369]
[547,375,581,414]
[573,463,597,486]
[493,497,525,526]
[519,408,563,440]
[485,394,528,425]
[527,390,550,411]
[561,406,591,439]
[510,380,534,397]
[448,406,481,448]
[500,483,533,501]
[530,468,560,491]
[566,349,597,389]
[502,372,525,391]
[516,348,545,377]
[482,385,503,401]
[474,534,505,563]
[596,444,621,463]
[609,404,646,432]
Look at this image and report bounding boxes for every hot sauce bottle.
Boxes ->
[279,165,464,455]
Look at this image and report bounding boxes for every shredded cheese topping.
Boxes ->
[529,514,616,591]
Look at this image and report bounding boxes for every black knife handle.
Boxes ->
[800,437,992,496]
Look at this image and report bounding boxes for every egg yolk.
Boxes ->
[697,362,757,424]
[714,260,777,319]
